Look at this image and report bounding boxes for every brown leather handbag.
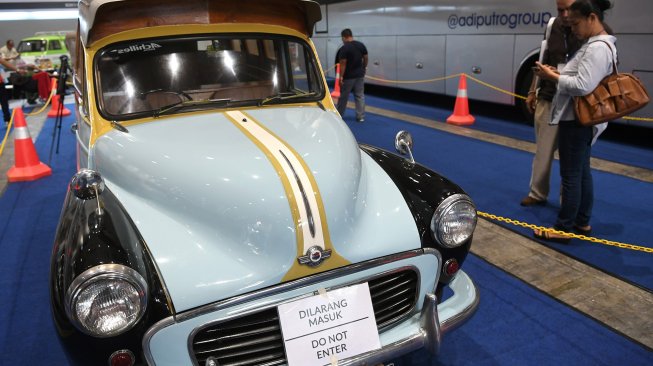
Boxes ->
[574,41,649,126]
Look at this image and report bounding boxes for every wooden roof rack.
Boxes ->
[78,0,322,46]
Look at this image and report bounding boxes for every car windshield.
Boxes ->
[17,40,46,53]
[95,34,325,120]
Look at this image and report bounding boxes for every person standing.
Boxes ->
[0,57,17,123]
[533,0,614,242]
[521,0,582,206]
[0,39,20,66]
[336,28,368,122]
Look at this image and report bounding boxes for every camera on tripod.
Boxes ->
[49,54,75,162]
[56,55,73,96]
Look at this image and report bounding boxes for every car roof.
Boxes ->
[21,33,67,41]
[79,0,322,47]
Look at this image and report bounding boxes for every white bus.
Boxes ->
[311,0,653,126]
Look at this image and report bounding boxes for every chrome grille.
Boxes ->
[191,269,419,366]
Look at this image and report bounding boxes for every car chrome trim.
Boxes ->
[317,292,441,366]
[337,332,425,366]
[186,266,422,366]
[431,193,477,248]
[109,349,135,366]
[297,245,332,267]
[394,130,415,164]
[65,263,148,338]
[439,270,480,334]
[74,127,90,155]
[180,249,433,322]
[420,293,442,354]
[72,72,83,96]
[328,271,479,365]
[142,249,438,365]
[70,169,104,200]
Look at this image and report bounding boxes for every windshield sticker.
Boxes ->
[111,43,162,54]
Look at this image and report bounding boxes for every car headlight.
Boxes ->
[65,264,147,338]
[431,194,477,248]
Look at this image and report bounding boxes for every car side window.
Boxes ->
[74,32,89,117]
[288,41,317,93]
[49,40,62,51]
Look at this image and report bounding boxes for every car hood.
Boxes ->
[92,106,419,312]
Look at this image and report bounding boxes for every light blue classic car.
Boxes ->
[49,1,479,365]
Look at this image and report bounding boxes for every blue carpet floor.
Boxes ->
[0,107,651,365]
[341,96,653,293]
[0,113,77,365]
[397,255,652,366]
[362,93,653,171]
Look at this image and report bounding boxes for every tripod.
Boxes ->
[49,55,73,164]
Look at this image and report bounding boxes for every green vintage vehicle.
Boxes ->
[16,31,72,71]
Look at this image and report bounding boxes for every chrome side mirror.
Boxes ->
[71,169,104,200]
[395,130,415,164]
[71,169,106,221]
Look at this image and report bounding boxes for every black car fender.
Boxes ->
[49,180,172,364]
[360,144,473,283]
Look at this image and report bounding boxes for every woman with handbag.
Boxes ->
[532,0,615,243]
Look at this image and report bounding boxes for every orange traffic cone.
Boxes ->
[47,78,71,118]
[7,107,52,182]
[331,64,341,99]
[446,74,475,126]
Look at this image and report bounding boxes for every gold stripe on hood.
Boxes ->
[224,110,349,282]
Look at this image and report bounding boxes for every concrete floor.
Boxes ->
[1,97,651,351]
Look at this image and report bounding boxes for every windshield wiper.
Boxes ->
[152,98,232,118]
[258,91,319,106]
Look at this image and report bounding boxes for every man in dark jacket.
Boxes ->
[521,0,582,206]
[336,28,368,122]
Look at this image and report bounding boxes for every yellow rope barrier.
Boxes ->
[462,73,527,100]
[365,73,463,84]
[477,211,652,253]
[0,86,56,158]
[358,71,653,121]
[25,89,55,116]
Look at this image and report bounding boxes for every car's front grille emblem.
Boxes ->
[297,245,332,267]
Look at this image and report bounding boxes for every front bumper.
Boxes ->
[143,251,478,365]
[337,270,479,365]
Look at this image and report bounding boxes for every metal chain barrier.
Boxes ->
[477,211,653,253]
